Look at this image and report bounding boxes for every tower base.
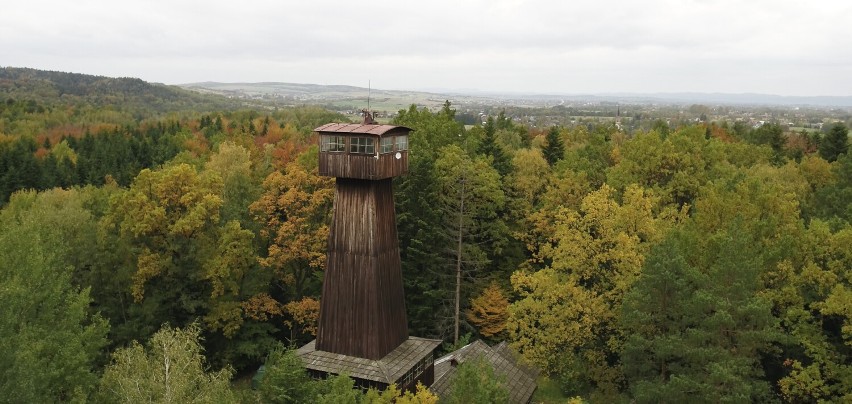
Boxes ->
[298,336,441,392]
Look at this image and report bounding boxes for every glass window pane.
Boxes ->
[380,137,394,153]
[348,137,375,154]
[396,135,408,151]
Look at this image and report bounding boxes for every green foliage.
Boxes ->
[434,144,508,340]
[542,126,565,166]
[0,195,108,402]
[478,117,512,177]
[442,333,473,354]
[0,67,237,117]
[257,347,441,404]
[620,225,781,403]
[509,184,678,396]
[819,122,849,163]
[606,126,710,207]
[805,147,850,223]
[506,148,551,217]
[362,382,438,404]
[559,129,614,189]
[0,189,109,403]
[4,68,852,404]
[258,345,318,404]
[749,122,786,163]
[0,123,185,205]
[205,141,260,227]
[98,323,235,403]
[392,104,466,337]
[445,356,510,404]
[533,375,577,404]
[766,220,852,402]
[102,162,274,369]
[315,374,360,404]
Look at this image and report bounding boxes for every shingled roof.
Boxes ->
[314,123,412,136]
[297,337,441,384]
[431,340,539,404]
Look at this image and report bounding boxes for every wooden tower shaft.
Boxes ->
[315,177,408,359]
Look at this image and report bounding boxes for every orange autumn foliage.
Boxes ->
[466,282,509,338]
[242,293,284,321]
[284,297,320,336]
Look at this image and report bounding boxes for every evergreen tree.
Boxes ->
[620,225,781,403]
[434,145,506,343]
[392,104,465,337]
[496,109,512,130]
[750,122,786,164]
[478,116,512,177]
[542,126,565,166]
[819,122,849,162]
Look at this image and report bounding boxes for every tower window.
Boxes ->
[350,137,375,154]
[395,135,408,151]
[321,135,345,152]
[380,137,394,154]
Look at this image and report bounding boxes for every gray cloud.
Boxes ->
[2,0,850,95]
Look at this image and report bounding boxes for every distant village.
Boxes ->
[185,83,849,136]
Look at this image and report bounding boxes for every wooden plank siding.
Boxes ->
[315,178,409,359]
[319,145,408,179]
[316,123,411,180]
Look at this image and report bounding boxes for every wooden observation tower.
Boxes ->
[298,111,441,392]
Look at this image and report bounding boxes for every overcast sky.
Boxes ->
[2,0,851,96]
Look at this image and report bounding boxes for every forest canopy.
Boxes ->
[0,70,850,402]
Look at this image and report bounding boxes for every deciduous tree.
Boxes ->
[99,323,234,403]
[251,160,333,299]
[258,345,317,404]
[467,282,509,339]
[765,220,852,402]
[508,184,679,397]
[0,190,109,402]
[444,356,510,404]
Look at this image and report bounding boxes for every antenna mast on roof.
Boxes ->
[361,80,377,124]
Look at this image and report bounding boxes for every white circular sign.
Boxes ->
[395,152,402,159]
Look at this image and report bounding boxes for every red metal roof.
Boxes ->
[314,123,412,136]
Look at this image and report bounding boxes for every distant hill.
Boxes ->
[567,92,852,108]
[179,81,452,112]
[0,67,239,116]
[183,81,852,109]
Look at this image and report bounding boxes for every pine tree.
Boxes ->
[478,117,511,177]
[620,225,781,403]
[819,122,849,162]
[542,126,565,166]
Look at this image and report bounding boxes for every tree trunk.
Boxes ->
[454,178,466,345]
